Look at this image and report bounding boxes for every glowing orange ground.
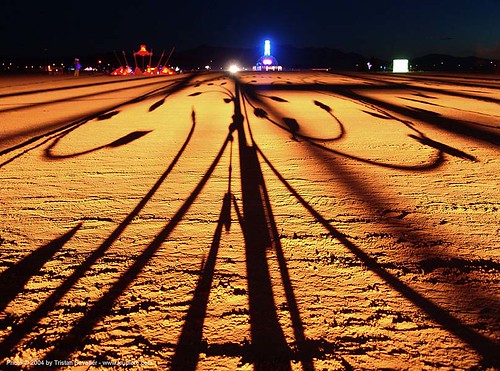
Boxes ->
[0,71,498,370]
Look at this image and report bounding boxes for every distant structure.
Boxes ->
[254,40,282,71]
[393,59,409,73]
[111,45,176,76]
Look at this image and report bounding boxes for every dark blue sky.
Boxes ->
[2,0,499,59]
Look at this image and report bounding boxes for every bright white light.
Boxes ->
[393,59,409,73]
[228,64,239,73]
[264,40,271,56]
[262,58,272,65]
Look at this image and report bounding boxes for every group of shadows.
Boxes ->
[0,74,198,167]
[0,72,498,370]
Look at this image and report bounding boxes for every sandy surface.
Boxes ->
[0,71,498,370]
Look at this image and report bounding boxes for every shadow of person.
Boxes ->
[0,224,81,312]
[231,83,293,370]
[170,192,233,371]
[255,144,500,369]
[37,124,233,365]
[0,114,197,361]
[44,130,152,159]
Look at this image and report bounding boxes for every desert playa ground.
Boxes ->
[0,71,498,370]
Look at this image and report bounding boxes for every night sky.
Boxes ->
[2,0,499,60]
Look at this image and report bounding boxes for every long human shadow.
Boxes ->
[0,223,82,313]
[0,74,196,158]
[234,104,291,370]
[44,130,152,159]
[245,79,481,165]
[250,79,500,146]
[242,75,498,366]
[0,77,175,115]
[242,82,355,370]
[170,191,232,370]
[172,89,317,369]
[399,97,499,129]
[316,91,478,163]
[297,104,499,341]
[332,86,500,146]
[170,133,234,370]
[1,110,126,168]
[2,109,127,167]
[41,131,233,363]
[242,83,446,171]
[255,144,499,369]
[0,112,197,360]
[247,87,345,142]
[0,116,92,169]
[232,80,320,370]
[340,72,500,101]
[0,73,172,100]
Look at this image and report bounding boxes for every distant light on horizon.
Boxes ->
[228,64,239,73]
[254,39,282,71]
[264,40,271,57]
[393,59,409,73]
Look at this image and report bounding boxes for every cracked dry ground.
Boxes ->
[0,71,499,370]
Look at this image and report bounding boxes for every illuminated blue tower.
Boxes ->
[264,40,271,57]
[255,39,281,71]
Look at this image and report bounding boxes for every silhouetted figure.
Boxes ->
[74,58,81,77]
